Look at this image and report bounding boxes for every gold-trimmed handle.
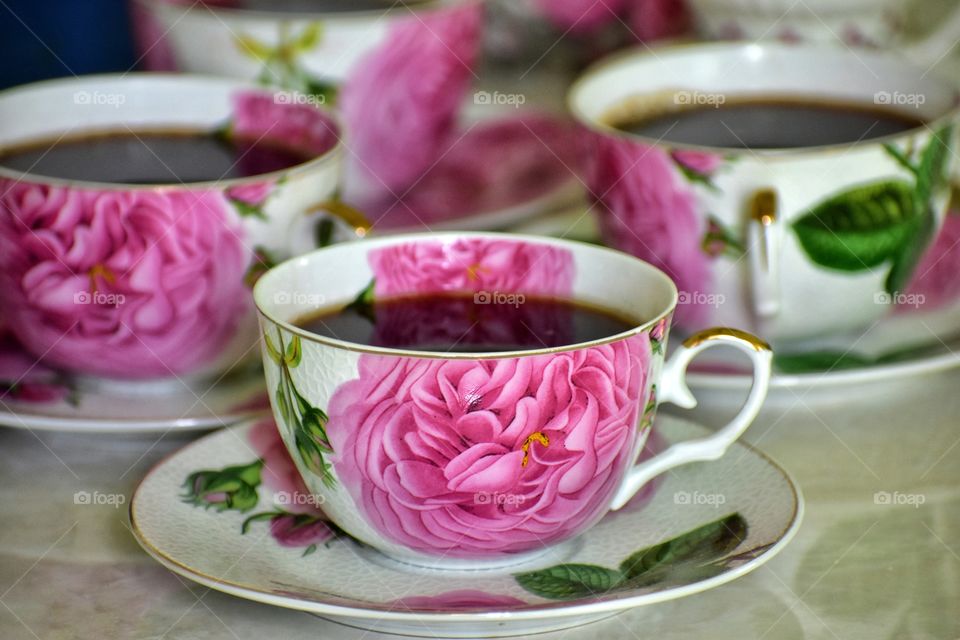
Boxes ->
[747,188,781,320]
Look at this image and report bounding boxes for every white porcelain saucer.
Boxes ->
[130,415,803,638]
[0,366,270,433]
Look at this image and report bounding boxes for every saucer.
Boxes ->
[130,415,803,638]
[0,363,270,433]
[354,112,583,234]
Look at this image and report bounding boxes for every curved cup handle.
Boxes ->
[609,328,773,510]
[286,198,371,255]
[747,188,781,320]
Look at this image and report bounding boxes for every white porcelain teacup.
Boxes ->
[569,42,960,346]
[686,0,960,65]
[0,74,360,381]
[253,232,773,568]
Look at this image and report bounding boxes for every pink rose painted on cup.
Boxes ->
[392,590,527,611]
[340,3,482,194]
[902,212,960,311]
[327,334,653,556]
[226,182,274,209]
[670,149,722,177]
[268,513,335,548]
[369,238,575,298]
[587,136,713,328]
[0,183,250,378]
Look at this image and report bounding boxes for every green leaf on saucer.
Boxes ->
[792,180,918,271]
[773,351,875,374]
[619,513,747,582]
[514,564,625,600]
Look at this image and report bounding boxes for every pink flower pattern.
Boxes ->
[231,91,339,157]
[0,184,250,378]
[587,135,714,329]
[902,212,960,311]
[369,238,575,299]
[391,590,527,611]
[340,2,482,194]
[327,334,653,556]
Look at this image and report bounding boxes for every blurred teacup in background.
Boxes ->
[0,74,354,382]
[686,0,960,65]
[132,0,483,197]
[570,42,960,348]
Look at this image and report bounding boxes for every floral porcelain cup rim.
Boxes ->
[253,231,680,360]
[567,41,960,158]
[135,0,466,22]
[0,72,344,191]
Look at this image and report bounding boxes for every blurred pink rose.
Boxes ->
[627,0,690,41]
[587,136,713,329]
[231,91,338,157]
[328,335,652,556]
[370,238,575,298]
[533,0,627,33]
[0,182,250,377]
[670,149,722,176]
[248,418,324,516]
[130,2,178,71]
[392,590,527,611]
[364,114,582,230]
[226,182,274,208]
[341,3,482,194]
[902,212,960,311]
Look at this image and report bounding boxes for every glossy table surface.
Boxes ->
[2,365,958,640]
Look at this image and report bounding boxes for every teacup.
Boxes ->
[569,42,960,346]
[132,0,483,195]
[253,232,772,568]
[686,0,960,63]
[0,74,358,381]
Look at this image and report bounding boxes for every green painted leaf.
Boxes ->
[302,544,318,557]
[345,279,377,324]
[284,335,302,367]
[230,199,267,220]
[295,22,323,52]
[619,513,747,581]
[916,124,953,204]
[773,351,874,374]
[241,511,278,534]
[234,33,273,61]
[264,333,283,366]
[276,380,292,426]
[182,461,263,513]
[792,181,918,271]
[314,217,335,248]
[515,564,625,600]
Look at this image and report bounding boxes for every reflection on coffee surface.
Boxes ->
[611,97,925,148]
[0,129,316,183]
[294,293,639,352]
